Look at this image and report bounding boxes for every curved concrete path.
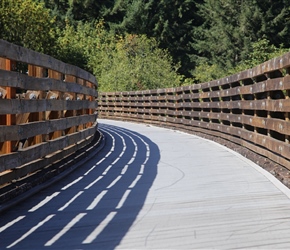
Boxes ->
[1,119,290,249]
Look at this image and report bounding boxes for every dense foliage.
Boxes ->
[1,0,290,90]
[57,21,180,91]
[0,0,56,54]
[193,0,290,81]
[108,0,203,77]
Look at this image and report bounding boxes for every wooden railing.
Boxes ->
[0,40,98,201]
[99,52,290,172]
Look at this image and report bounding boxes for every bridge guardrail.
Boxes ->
[99,52,290,172]
[0,40,98,201]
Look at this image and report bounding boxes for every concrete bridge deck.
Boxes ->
[1,119,290,249]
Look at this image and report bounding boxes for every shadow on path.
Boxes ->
[0,123,160,249]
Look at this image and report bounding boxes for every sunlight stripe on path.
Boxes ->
[84,129,115,176]
[82,212,117,244]
[44,213,86,247]
[84,176,103,190]
[115,190,131,209]
[107,175,122,189]
[116,127,150,177]
[100,129,126,175]
[129,175,142,189]
[121,165,129,174]
[6,214,55,249]
[28,192,60,212]
[86,190,108,210]
[58,191,84,211]
[102,164,114,175]
[61,177,83,191]
[0,216,25,233]
[139,164,145,174]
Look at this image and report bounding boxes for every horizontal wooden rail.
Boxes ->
[98,51,290,172]
[0,40,98,199]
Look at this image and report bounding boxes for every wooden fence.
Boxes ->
[99,52,290,172]
[0,40,98,201]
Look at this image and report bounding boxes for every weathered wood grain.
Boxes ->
[0,40,97,86]
[0,123,98,172]
[0,114,97,142]
[0,40,99,189]
[98,51,290,171]
[0,70,97,97]
[0,99,96,115]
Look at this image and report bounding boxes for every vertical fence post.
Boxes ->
[285,68,290,144]
[77,78,85,131]
[27,65,45,145]
[87,81,95,128]
[285,89,290,144]
[0,58,16,154]
[48,69,63,139]
[65,74,77,134]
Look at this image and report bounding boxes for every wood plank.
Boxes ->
[0,123,98,172]
[0,69,97,97]
[0,99,96,115]
[0,58,16,154]
[0,40,97,86]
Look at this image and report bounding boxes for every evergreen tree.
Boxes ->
[40,0,68,16]
[40,0,115,23]
[111,0,203,77]
[194,0,290,74]
[39,0,202,77]
[257,0,290,48]
[194,0,264,70]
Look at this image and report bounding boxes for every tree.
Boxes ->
[40,0,115,23]
[38,0,203,77]
[194,0,265,71]
[110,0,203,77]
[0,0,56,54]
[56,20,181,91]
[97,33,181,91]
[193,38,288,83]
[194,0,290,76]
[234,38,288,72]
